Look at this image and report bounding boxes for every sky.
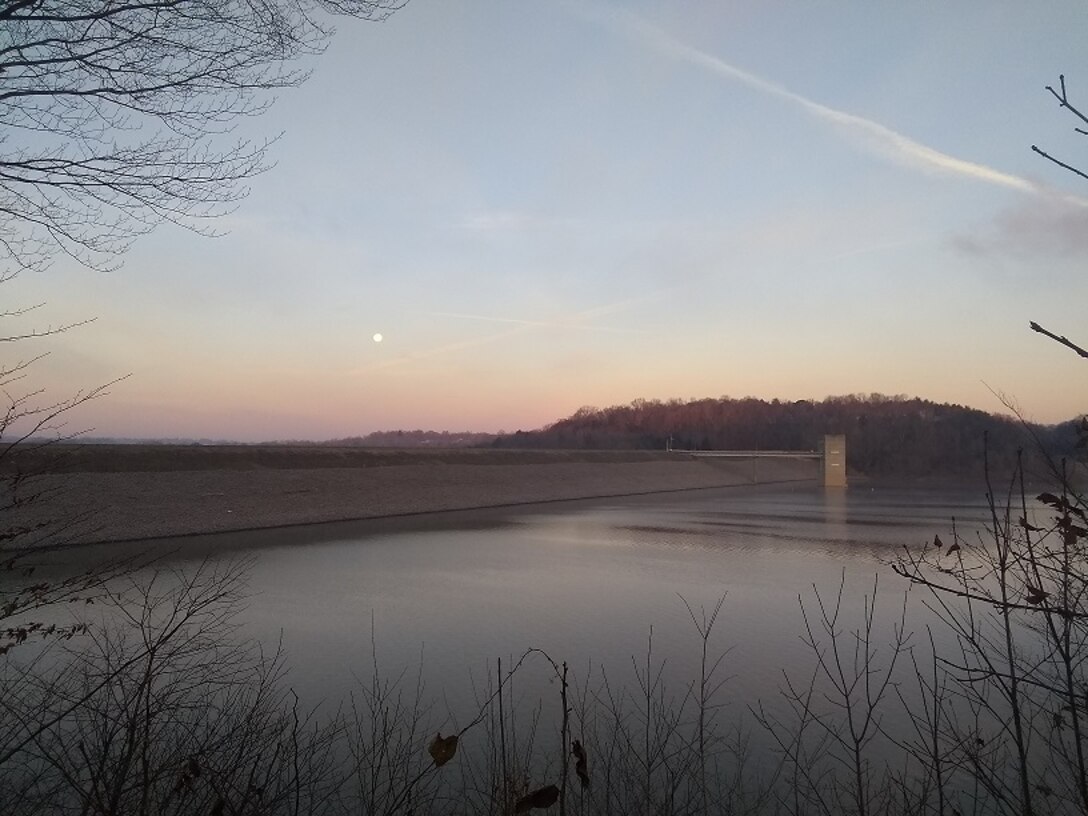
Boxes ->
[10,1,1088,441]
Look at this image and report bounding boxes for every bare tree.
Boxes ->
[1032,75,1088,183]
[0,0,408,455]
[0,0,407,646]
[753,578,911,816]
[0,0,404,276]
[0,559,345,816]
[879,91,1088,811]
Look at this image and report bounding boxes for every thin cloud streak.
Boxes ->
[420,311,648,334]
[350,324,532,374]
[819,237,926,264]
[599,8,1061,198]
[352,295,655,374]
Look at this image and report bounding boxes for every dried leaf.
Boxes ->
[515,784,560,812]
[1018,516,1044,533]
[1025,585,1050,605]
[571,739,589,789]
[428,733,458,767]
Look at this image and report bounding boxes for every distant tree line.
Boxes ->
[492,394,1078,479]
[318,430,499,448]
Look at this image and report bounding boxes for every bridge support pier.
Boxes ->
[821,435,847,487]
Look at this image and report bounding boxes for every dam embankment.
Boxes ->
[7,446,820,545]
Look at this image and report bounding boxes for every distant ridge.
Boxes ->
[75,437,240,446]
[304,430,498,448]
[70,431,498,448]
[490,394,1080,479]
[50,394,1082,478]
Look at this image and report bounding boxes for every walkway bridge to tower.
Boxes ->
[668,434,847,487]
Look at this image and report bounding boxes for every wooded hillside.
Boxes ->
[492,395,1077,479]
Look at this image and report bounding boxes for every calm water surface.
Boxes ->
[123,482,997,720]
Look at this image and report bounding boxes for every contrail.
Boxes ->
[420,310,647,334]
[593,7,1061,198]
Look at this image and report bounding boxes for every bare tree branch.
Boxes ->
[1044,75,1088,129]
[1030,145,1088,182]
[1029,321,1088,360]
[0,0,406,274]
[1033,74,1088,184]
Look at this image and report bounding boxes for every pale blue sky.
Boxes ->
[13,2,1088,440]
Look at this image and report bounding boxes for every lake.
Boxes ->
[16,479,1073,814]
[95,482,997,727]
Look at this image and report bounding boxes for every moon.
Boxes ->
[372,333,383,343]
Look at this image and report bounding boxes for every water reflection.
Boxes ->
[16,484,996,737]
[199,484,987,722]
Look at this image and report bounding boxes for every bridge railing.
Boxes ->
[667,435,846,487]
[668,449,820,459]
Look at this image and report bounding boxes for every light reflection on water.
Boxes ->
[14,483,1001,739]
[210,483,994,725]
